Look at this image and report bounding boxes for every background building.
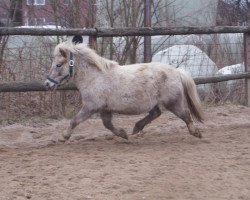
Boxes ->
[0,0,89,28]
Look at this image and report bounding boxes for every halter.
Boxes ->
[46,52,74,85]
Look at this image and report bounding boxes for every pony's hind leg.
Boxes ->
[100,111,128,140]
[165,99,202,138]
[132,105,161,135]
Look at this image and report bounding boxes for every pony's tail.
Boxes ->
[178,69,204,122]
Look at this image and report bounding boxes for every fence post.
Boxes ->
[144,0,152,63]
[89,36,97,50]
[244,33,250,106]
[88,0,97,50]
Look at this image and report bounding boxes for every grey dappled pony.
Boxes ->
[45,35,204,142]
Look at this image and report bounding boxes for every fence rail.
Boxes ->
[1,26,250,37]
[1,72,250,93]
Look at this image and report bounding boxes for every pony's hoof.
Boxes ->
[192,130,202,139]
[58,133,71,142]
[132,126,141,135]
[58,136,67,143]
[118,129,128,140]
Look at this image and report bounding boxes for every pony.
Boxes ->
[45,35,204,142]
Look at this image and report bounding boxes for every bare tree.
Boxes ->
[217,0,250,25]
[96,0,145,64]
[0,0,24,74]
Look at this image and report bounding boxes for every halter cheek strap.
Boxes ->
[46,52,74,86]
[69,52,74,77]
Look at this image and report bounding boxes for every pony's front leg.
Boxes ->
[60,106,95,141]
[100,111,128,140]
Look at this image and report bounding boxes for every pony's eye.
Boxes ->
[56,64,62,68]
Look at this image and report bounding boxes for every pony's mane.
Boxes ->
[56,42,119,72]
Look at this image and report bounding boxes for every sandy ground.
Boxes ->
[0,104,250,200]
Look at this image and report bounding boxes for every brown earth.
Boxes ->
[0,104,250,200]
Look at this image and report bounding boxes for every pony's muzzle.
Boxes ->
[44,80,56,90]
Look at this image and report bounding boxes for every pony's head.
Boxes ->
[44,35,82,90]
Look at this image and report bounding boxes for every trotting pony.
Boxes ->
[45,35,204,142]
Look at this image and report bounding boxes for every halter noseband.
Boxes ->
[46,52,74,86]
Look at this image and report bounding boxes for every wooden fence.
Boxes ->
[0,26,250,106]
[1,26,250,36]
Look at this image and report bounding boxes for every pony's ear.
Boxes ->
[72,35,83,44]
[59,48,67,58]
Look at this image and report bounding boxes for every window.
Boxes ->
[27,0,45,5]
[36,18,45,25]
[64,0,72,5]
[28,18,46,26]
[28,18,36,26]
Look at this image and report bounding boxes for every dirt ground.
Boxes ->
[0,104,249,200]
